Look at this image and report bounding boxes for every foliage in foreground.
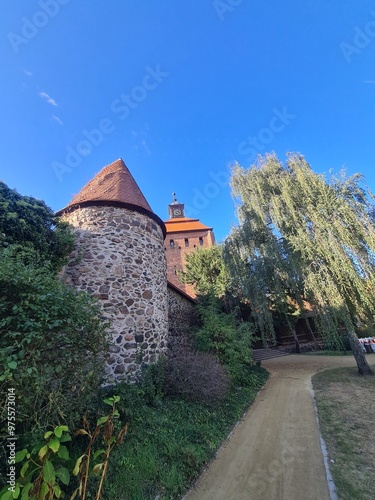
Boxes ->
[101,363,268,499]
[0,253,109,436]
[225,152,375,374]
[313,366,375,500]
[0,397,128,500]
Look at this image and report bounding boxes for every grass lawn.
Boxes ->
[302,350,350,356]
[312,364,375,500]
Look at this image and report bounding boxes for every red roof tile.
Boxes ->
[164,217,213,233]
[56,158,167,238]
[61,158,152,212]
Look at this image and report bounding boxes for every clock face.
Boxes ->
[173,209,182,216]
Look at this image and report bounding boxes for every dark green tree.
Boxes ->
[179,245,230,297]
[225,153,375,375]
[0,181,74,271]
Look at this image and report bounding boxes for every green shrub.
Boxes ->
[0,398,128,500]
[138,357,166,406]
[0,253,109,436]
[164,348,229,404]
[194,294,255,383]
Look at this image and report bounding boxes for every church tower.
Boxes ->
[57,159,168,383]
[164,194,215,298]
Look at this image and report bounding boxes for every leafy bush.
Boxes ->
[0,397,128,500]
[138,358,167,407]
[194,294,255,383]
[0,253,109,436]
[164,348,229,405]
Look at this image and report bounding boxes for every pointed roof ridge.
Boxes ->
[63,158,152,211]
[56,158,166,238]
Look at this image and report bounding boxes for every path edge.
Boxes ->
[182,372,271,499]
[309,379,338,500]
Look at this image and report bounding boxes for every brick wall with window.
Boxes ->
[164,229,215,297]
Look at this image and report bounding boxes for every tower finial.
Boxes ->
[172,192,178,204]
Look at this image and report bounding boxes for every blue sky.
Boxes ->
[1,0,375,242]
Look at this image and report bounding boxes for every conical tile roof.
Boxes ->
[65,158,152,211]
[57,158,166,237]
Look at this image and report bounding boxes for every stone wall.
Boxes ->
[167,284,196,352]
[61,205,168,384]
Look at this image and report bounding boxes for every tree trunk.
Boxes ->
[295,295,319,349]
[303,317,320,349]
[348,331,374,376]
[294,332,301,353]
[285,314,300,353]
[289,324,300,353]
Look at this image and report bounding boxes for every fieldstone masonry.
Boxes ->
[168,285,195,334]
[61,205,168,383]
[56,158,213,385]
[167,284,196,353]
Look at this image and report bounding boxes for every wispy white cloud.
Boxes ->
[141,139,151,155]
[52,115,63,125]
[363,80,375,84]
[39,91,58,106]
[24,69,32,76]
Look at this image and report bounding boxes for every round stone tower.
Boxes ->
[57,159,168,384]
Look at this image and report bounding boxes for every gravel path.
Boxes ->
[185,354,358,500]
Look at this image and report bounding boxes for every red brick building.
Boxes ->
[164,194,216,298]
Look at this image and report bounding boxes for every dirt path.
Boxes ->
[184,354,358,500]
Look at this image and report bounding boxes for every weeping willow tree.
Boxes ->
[224,152,375,375]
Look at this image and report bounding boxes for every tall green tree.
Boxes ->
[225,153,375,375]
[0,181,74,270]
[179,245,230,297]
